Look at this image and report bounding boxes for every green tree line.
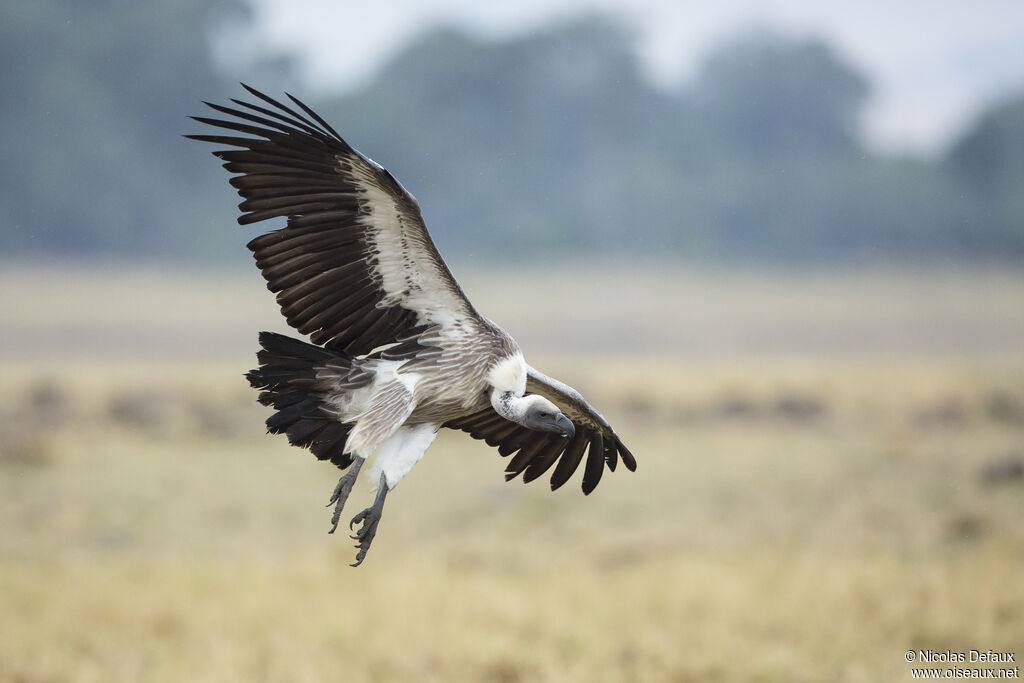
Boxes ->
[2,6,1021,261]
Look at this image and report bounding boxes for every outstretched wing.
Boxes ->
[187,84,482,355]
[444,366,636,494]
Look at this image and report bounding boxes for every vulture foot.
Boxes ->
[327,457,364,534]
[349,473,389,567]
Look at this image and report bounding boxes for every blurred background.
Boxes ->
[2,1,1023,681]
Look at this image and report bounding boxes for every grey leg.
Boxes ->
[327,456,364,534]
[348,473,389,567]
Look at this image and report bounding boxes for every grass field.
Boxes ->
[1,264,1023,682]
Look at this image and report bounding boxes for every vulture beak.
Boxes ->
[556,414,575,439]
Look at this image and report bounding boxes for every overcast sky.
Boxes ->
[244,0,1024,155]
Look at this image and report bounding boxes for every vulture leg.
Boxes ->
[327,456,364,534]
[348,473,389,567]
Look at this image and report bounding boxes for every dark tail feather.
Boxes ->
[247,331,354,470]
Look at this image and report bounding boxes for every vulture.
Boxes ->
[189,85,636,565]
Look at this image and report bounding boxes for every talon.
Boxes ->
[345,472,389,567]
[349,510,369,539]
[325,458,363,534]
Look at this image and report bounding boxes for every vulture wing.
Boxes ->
[445,366,636,494]
[187,84,483,355]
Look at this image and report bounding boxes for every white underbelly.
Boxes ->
[367,422,439,489]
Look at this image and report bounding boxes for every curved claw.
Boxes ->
[347,473,388,567]
[349,513,380,566]
[349,509,377,541]
[349,509,368,533]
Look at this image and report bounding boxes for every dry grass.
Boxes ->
[2,358,1023,682]
[1,265,1023,681]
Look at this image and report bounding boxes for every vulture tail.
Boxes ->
[246,331,362,470]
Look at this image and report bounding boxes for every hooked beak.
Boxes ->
[555,414,575,439]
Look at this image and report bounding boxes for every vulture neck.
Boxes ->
[487,352,528,424]
[491,389,530,425]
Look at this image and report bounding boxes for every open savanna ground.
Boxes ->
[1,264,1023,682]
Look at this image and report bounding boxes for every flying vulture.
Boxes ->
[189,85,636,565]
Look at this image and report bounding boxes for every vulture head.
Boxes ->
[518,395,575,438]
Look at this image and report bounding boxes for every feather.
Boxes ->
[581,433,605,495]
[252,231,362,265]
[240,191,357,214]
[272,260,365,302]
[550,433,589,491]
[286,417,329,446]
[202,100,314,138]
[229,96,328,139]
[504,434,550,479]
[522,437,570,483]
[263,262,342,293]
[286,91,345,141]
[604,437,618,472]
[222,158,337,176]
[617,439,638,472]
[340,307,414,355]
[306,290,380,340]
[321,305,387,352]
[240,84,337,140]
